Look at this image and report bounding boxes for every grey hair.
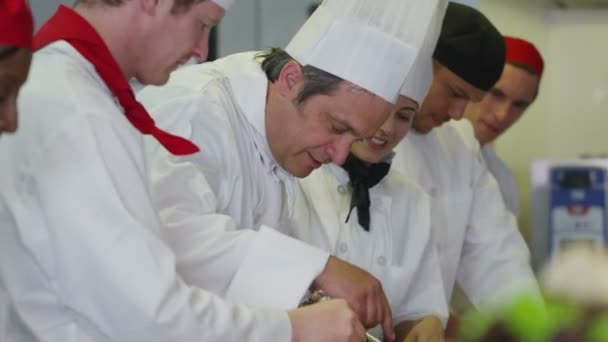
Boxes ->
[257,48,346,105]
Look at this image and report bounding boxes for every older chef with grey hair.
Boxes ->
[282,2,450,341]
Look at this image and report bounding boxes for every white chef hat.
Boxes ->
[285,0,446,104]
[399,0,448,105]
[211,0,233,10]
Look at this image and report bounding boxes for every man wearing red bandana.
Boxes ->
[0,0,34,135]
[0,1,367,341]
[464,36,545,216]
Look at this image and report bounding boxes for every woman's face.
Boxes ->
[0,47,31,135]
[350,95,418,164]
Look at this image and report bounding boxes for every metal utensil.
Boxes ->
[366,332,382,342]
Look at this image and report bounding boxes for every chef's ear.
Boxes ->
[276,60,304,94]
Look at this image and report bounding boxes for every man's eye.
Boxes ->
[398,114,411,122]
[452,90,466,99]
[331,125,348,134]
[490,89,504,99]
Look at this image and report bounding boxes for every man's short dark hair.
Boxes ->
[257,48,345,105]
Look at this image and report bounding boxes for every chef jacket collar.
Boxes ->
[327,151,395,188]
[222,51,297,214]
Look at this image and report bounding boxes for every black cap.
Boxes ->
[433,2,506,91]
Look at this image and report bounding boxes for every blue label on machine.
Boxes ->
[548,167,607,254]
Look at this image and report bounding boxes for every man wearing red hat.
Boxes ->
[464,36,545,216]
[0,0,34,135]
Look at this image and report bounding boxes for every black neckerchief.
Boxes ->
[341,153,391,231]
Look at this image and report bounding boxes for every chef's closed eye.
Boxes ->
[396,108,415,122]
[489,88,506,100]
[330,121,349,134]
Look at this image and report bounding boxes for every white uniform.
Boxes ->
[281,163,448,332]
[139,52,330,309]
[481,144,521,217]
[0,42,292,342]
[392,119,540,309]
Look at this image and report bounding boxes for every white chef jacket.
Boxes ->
[280,163,448,331]
[481,144,521,217]
[0,42,292,342]
[138,51,330,309]
[392,119,540,309]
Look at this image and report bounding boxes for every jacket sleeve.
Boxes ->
[456,141,542,309]
[144,89,329,309]
[16,115,292,342]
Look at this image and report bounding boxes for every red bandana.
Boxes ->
[34,5,200,156]
[0,0,34,49]
[504,36,544,78]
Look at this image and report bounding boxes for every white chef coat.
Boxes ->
[280,163,448,332]
[0,42,292,342]
[481,144,521,217]
[392,119,540,309]
[138,51,330,309]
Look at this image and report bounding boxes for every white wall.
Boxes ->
[544,8,608,157]
[218,0,315,57]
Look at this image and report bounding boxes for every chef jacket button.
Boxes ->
[339,242,348,253]
[337,184,347,195]
[377,256,386,266]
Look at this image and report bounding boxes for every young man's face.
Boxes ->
[412,60,485,134]
[465,63,540,145]
[136,0,225,86]
[266,62,392,178]
[0,48,31,135]
[350,95,418,164]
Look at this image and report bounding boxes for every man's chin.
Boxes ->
[283,163,315,178]
[412,121,436,134]
[137,72,171,88]
[292,168,314,178]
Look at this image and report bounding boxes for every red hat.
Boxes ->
[504,36,544,78]
[0,0,34,49]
